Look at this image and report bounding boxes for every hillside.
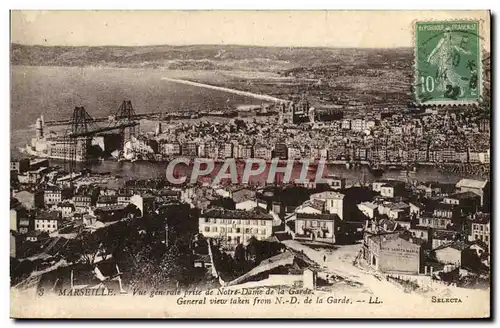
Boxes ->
[10,43,412,72]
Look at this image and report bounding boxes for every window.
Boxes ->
[220,227,225,233]
[204,227,210,232]
[485,236,489,242]
[236,228,241,233]
[245,228,251,234]
[312,220,318,227]
[212,227,217,232]
[260,220,266,226]
[261,229,266,235]
[246,220,251,225]
[475,234,478,240]
[204,218,209,223]
[480,225,483,231]
[252,220,258,225]
[227,228,233,233]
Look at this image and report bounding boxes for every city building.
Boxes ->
[10,158,30,173]
[325,176,346,190]
[294,212,340,244]
[443,192,481,215]
[469,213,490,253]
[44,188,63,206]
[34,211,62,233]
[309,191,345,219]
[13,190,44,209]
[456,179,490,208]
[198,208,273,247]
[357,202,378,219]
[363,232,422,274]
[73,195,93,211]
[130,194,156,217]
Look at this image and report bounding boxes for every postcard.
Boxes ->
[10,10,491,318]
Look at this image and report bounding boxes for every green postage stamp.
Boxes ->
[414,20,482,105]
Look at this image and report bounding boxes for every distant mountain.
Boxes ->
[10,43,413,72]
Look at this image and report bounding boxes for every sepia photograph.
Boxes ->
[9,10,491,318]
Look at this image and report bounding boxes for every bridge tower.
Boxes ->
[63,106,98,173]
[111,100,138,143]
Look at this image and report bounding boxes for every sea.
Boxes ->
[11,65,467,185]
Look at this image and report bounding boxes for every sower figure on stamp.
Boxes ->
[426,27,472,94]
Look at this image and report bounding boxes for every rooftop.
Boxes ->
[447,191,481,200]
[456,179,488,190]
[296,212,340,221]
[202,208,273,220]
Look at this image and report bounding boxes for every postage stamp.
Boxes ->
[414,20,482,105]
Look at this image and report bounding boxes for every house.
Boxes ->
[295,199,325,215]
[433,203,460,220]
[325,176,346,190]
[372,179,405,198]
[469,213,490,253]
[416,182,455,198]
[409,226,431,243]
[96,195,118,208]
[13,190,44,209]
[94,204,129,222]
[10,204,27,231]
[10,158,30,173]
[443,192,481,215]
[34,211,62,233]
[199,208,273,247]
[73,195,93,211]
[363,232,422,274]
[456,179,490,208]
[231,188,257,204]
[309,191,345,219]
[44,188,62,205]
[377,201,410,220]
[52,202,75,218]
[18,218,31,234]
[130,194,156,217]
[380,181,406,198]
[433,241,469,266]
[193,254,213,270]
[117,189,133,204]
[431,229,459,249]
[26,230,47,242]
[419,216,452,230]
[294,212,341,244]
[409,202,425,218]
[357,202,378,219]
[235,199,267,211]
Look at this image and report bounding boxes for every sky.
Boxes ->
[11,10,490,48]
